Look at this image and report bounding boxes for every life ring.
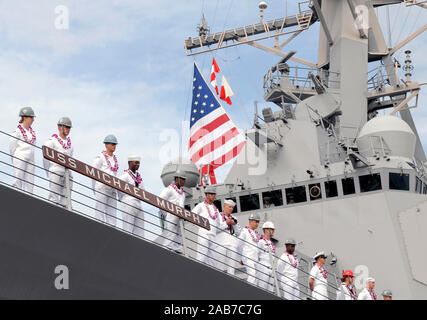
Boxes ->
[309,185,321,199]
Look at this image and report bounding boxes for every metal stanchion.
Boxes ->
[268,247,281,297]
[179,219,189,257]
[64,169,72,211]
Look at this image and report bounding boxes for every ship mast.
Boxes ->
[184,0,427,162]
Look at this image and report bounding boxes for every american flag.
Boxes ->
[189,63,245,183]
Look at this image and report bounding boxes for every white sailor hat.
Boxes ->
[313,251,327,260]
[285,238,296,245]
[128,155,141,162]
[262,221,275,229]
[366,277,375,283]
[224,199,236,206]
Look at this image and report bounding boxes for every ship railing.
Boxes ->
[0,130,344,300]
[356,135,393,159]
[263,65,341,97]
[367,64,392,91]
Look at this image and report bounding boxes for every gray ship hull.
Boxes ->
[0,184,276,300]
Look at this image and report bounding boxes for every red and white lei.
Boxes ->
[102,151,118,172]
[204,200,218,220]
[316,263,328,279]
[286,252,298,268]
[245,226,260,243]
[17,125,36,144]
[260,236,276,253]
[125,169,142,184]
[169,183,184,195]
[346,284,357,300]
[369,289,377,300]
[52,134,71,150]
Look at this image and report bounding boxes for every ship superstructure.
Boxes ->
[173,0,427,299]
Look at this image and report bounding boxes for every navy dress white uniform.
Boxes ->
[118,156,144,237]
[276,239,300,300]
[214,199,242,274]
[237,213,261,286]
[43,117,74,207]
[193,187,229,268]
[336,282,357,300]
[358,278,377,300]
[9,107,36,194]
[336,270,357,300]
[93,135,119,226]
[309,252,329,300]
[257,222,276,293]
[160,171,186,252]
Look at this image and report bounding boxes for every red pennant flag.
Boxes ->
[210,57,221,95]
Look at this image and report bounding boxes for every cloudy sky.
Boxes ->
[0,1,425,237]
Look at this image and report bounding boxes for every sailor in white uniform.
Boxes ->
[237,213,261,286]
[118,156,144,237]
[257,221,276,293]
[336,270,357,300]
[213,199,241,274]
[43,117,74,207]
[9,107,37,194]
[277,238,300,300]
[309,251,329,300]
[193,186,229,268]
[159,169,186,253]
[358,277,377,300]
[93,134,119,226]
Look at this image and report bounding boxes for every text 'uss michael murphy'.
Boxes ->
[42,146,210,230]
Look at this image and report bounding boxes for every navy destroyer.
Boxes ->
[0,0,426,300]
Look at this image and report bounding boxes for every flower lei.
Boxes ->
[220,211,229,222]
[346,284,357,300]
[245,226,260,243]
[17,125,36,144]
[52,134,71,150]
[102,151,118,172]
[316,263,328,279]
[260,236,276,253]
[204,200,218,220]
[369,289,377,300]
[125,169,142,184]
[286,252,298,268]
[169,183,184,195]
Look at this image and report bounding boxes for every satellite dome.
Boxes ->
[356,115,415,160]
[160,158,199,188]
[259,2,268,9]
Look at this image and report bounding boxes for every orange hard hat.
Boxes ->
[343,270,354,277]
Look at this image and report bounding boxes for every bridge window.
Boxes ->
[285,186,307,204]
[423,183,427,195]
[389,173,409,191]
[325,180,338,198]
[309,183,322,201]
[359,173,382,193]
[415,177,423,194]
[342,177,356,195]
[214,200,222,212]
[262,190,283,208]
[185,204,191,211]
[240,194,260,212]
